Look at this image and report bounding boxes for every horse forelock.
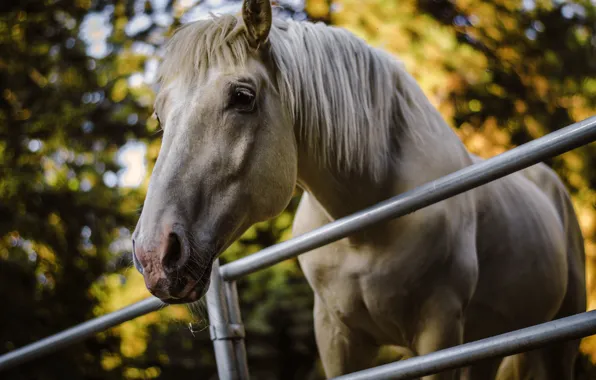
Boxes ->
[157,14,438,182]
[156,15,244,82]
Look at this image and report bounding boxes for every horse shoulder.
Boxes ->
[292,192,380,330]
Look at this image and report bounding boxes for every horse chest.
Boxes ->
[298,234,450,345]
[294,193,468,344]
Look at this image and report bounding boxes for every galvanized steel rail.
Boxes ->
[1,115,595,378]
[333,310,596,380]
[0,297,164,371]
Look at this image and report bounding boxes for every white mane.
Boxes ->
[157,14,438,180]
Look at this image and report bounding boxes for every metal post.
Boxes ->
[224,281,250,379]
[206,259,245,379]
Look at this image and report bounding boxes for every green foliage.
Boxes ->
[0,1,150,379]
[1,1,320,379]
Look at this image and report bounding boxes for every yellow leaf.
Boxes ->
[111,78,128,102]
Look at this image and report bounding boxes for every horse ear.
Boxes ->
[242,0,272,49]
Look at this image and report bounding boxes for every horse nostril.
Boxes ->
[162,232,185,272]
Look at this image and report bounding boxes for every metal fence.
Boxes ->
[1,116,596,379]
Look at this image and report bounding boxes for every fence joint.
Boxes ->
[209,323,245,341]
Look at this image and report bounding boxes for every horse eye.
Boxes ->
[231,87,255,111]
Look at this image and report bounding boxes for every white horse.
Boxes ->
[131,1,586,378]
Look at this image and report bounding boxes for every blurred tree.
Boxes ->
[2,0,321,379]
[1,0,595,379]
[0,0,152,379]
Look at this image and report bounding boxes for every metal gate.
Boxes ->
[1,116,595,379]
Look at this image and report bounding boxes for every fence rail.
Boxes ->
[1,115,596,379]
[0,297,163,371]
[334,310,596,380]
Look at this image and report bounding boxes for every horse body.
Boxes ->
[295,159,583,379]
[294,111,584,380]
[281,14,586,378]
[132,1,586,378]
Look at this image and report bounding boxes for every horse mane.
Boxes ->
[157,14,438,181]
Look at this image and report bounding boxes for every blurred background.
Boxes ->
[1,0,595,379]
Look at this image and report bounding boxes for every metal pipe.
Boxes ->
[0,297,164,371]
[332,310,596,380]
[224,281,250,380]
[220,115,596,281]
[206,259,242,379]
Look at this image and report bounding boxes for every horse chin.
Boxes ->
[160,273,212,305]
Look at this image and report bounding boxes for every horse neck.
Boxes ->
[295,105,472,226]
[296,143,396,223]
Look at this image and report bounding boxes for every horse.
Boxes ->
[130,1,587,378]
